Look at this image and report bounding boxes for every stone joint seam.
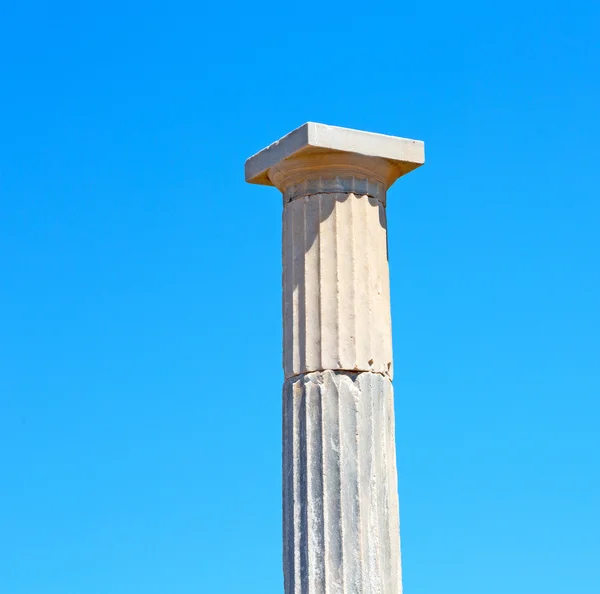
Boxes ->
[284,368,393,382]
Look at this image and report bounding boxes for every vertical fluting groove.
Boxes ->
[290,204,298,375]
[335,194,355,367]
[314,199,322,373]
[298,201,307,374]
[380,204,393,377]
[318,196,339,371]
[337,361,345,594]
[290,380,301,593]
[294,381,302,594]
[315,196,322,373]
[377,374,392,592]
[352,196,365,369]
[299,385,309,594]
[364,198,377,374]
[283,383,292,594]
[357,373,371,594]
[364,198,373,371]
[348,195,356,370]
[303,197,320,373]
[333,197,340,369]
[323,373,342,592]
[319,376,327,594]
[341,370,361,593]
[335,195,343,368]
[369,373,382,593]
[306,379,325,593]
[283,209,292,378]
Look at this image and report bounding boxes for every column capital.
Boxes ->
[245,122,425,194]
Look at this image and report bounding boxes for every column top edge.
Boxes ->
[244,122,425,188]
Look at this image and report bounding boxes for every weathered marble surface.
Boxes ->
[245,123,424,594]
[283,371,401,594]
[283,188,393,380]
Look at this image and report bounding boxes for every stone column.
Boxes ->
[245,123,425,594]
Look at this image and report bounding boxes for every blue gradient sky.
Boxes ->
[1,1,599,593]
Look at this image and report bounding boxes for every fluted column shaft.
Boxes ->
[245,122,424,594]
[283,371,401,594]
[281,176,401,594]
[283,188,393,379]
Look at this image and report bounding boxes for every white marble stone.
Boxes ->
[283,371,401,594]
[245,123,424,594]
[283,187,393,379]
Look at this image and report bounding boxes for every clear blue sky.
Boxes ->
[1,1,598,593]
